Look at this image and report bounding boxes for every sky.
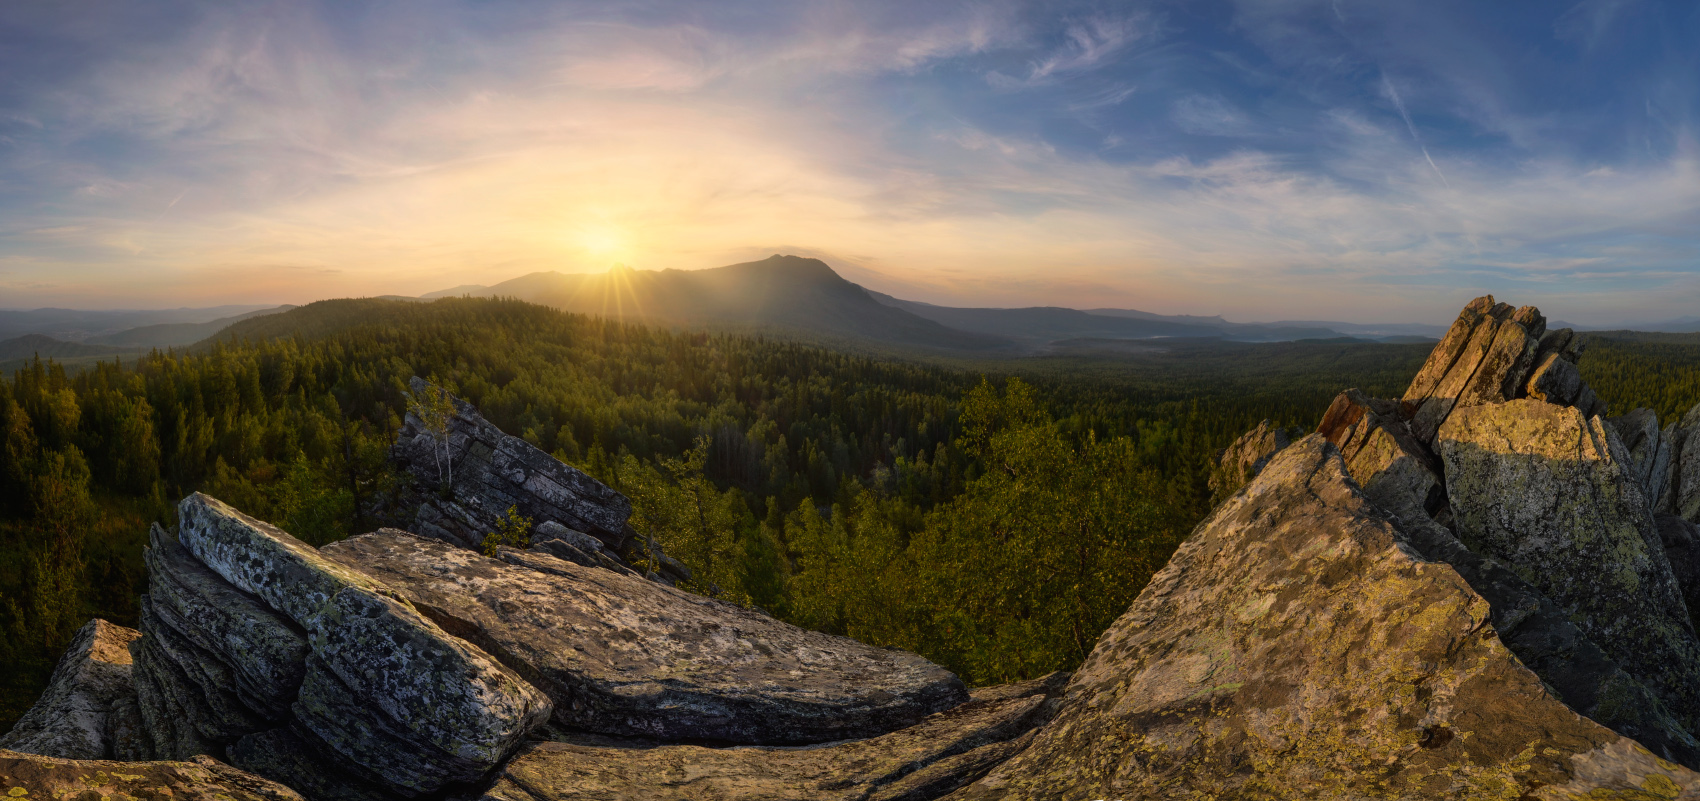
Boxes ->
[0,1,1697,324]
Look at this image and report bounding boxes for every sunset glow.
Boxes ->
[1,1,1696,322]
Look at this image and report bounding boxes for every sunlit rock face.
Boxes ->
[954,437,1700,800]
[0,749,306,801]
[391,375,634,553]
[0,619,142,761]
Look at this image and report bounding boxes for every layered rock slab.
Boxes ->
[142,493,552,797]
[0,619,141,761]
[478,674,1065,801]
[1437,400,1700,731]
[393,376,633,552]
[321,530,968,745]
[1,749,305,800]
[948,437,1700,800]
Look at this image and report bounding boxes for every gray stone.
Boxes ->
[393,376,633,552]
[1438,400,1700,733]
[1526,351,1584,406]
[0,749,307,800]
[321,530,968,745]
[174,493,553,796]
[1660,513,1700,631]
[1679,403,1700,523]
[531,520,638,576]
[144,523,307,721]
[134,593,274,746]
[478,674,1062,801]
[1610,407,1663,495]
[0,619,141,761]
[948,437,1700,800]
[229,727,394,801]
[1209,419,1291,499]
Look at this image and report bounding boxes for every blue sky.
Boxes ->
[0,0,1696,323]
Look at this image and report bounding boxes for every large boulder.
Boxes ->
[128,493,552,798]
[393,376,633,552]
[0,749,305,800]
[0,619,142,761]
[1609,408,1683,512]
[1316,388,1443,517]
[1437,400,1700,733]
[478,674,1066,801]
[949,437,1700,800]
[321,529,969,745]
[176,493,552,794]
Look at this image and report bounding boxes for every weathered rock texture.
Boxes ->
[0,619,142,761]
[950,437,1700,800]
[1208,419,1290,498]
[1438,400,1700,733]
[131,493,552,799]
[478,674,1066,801]
[1316,389,1700,766]
[322,530,968,745]
[1678,402,1700,522]
[1,749,305,800]
[1401,295,1606,445]
[393,376,634,553]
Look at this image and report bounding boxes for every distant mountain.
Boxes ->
[867,292,1350,344]
[441,255,1009,351]
[86,306,295,348]
[420,284,489,299]
[0,334,133,362]
[0,305,279,342]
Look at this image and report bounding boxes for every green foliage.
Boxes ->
[1578,335,1700,422]
[481,506,534,557]
[35,296,1695,730]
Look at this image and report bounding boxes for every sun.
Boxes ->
[575,224,630,260]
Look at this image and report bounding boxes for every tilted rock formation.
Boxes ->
[529,520,638,577]
[1610,407,1683,512]
[478,674,1066,801]
[0,619,142,761]
[950,437,1700,800]
[1317,388,1444,517]
[1438,400,1700,732]
[1,749,305,800]
[1208,418,1290,498]
[393,376,633,553]
[131,493,552,798]
[1316,389,1700,764]
[1678,402,1700,522]
[1402,295,1605,445]
[322,530,968,745]
[1661,513,1700,630]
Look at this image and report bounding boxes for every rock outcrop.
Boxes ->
[322,530,968,745]
[392,376,634,553]
[1438,400,1700,732]
[1208,419,1291,498]
[0,619,142,761]
[2,749,305,800]
[478,674,1066,801]
[132,494,552,798]
[951,437,1700,800]
[1677,403,1700,522]
[1401,296,1604,445]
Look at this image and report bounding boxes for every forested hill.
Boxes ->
[3,296,1696,731]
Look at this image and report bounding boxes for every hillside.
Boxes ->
[450,255,1010,351]
[84,306,293,348]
